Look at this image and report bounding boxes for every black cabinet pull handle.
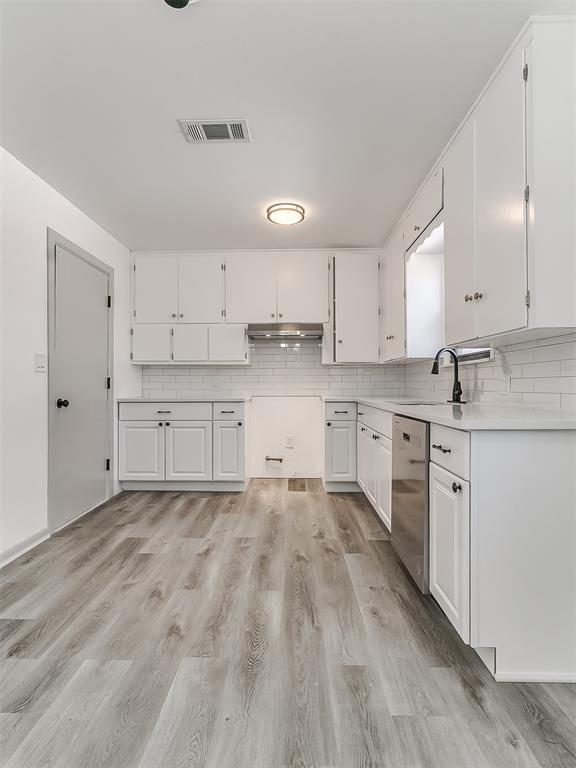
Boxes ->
[432,444,452,454]
[452,482,462,493]
[56,398,70,409]
[157,410,171,414]
[265,456,283,463]
[220,410,235,414]
[334,410,348,414]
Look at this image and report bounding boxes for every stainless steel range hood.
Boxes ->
[247,323,323,340]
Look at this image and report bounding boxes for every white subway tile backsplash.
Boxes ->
[141,335,576,411]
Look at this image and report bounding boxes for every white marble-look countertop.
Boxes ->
[323,396,576,430]
[117,396,250,403]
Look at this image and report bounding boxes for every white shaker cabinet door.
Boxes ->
[334,251,379,363]
[474,47,528,340]
[429,462,470,643]
[375,434,392,532]
[213,420,245,481]
[165,421,212,481]
[178,253,224,323]
[276,251,329,323]
[325,420,356,482]
[131,325,171,362]
[225,252,277,323]
[357,423,369,491]
[119,421,165,481]
[444,119,477,346]
[133,253,178,324]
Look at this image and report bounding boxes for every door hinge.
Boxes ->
[133,264,136,271]
[378,307,381,316]
[221,263,226,271]
[133,309,136,318]
[105,458,110,471]
[524,185,530,204]
[106,376,111,389]
[523,63,528,81]
[107,295,111,308]
[130,352,133,360]
[378,261,381,270]
[130,328,134,335]
[525,290,531,307]
[222,308,226,318]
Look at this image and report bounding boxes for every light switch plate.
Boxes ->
[285,434,295,449]
[34,352,47,373]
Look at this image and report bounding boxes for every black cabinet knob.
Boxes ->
[452,482,462,493]
[158,422,163,426]
[56,398,70,409]
[238,421,242,426]
[165,422,170,426]
[327,421,332,427]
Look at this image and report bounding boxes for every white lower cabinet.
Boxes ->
[375,434,392,531]
[325,420,356,482]
[429,462,470,643]
[118,403,246,485]
[357,422,392,532]
[118,421,165,481]
[213,420,245,481]
[165,421,212,481]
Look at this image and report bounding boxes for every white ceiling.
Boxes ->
[1,0,575,250]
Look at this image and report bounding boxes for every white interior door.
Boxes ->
[178,254,224,323]
[50,242,111,530]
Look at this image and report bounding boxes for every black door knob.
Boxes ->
[452,482,462,493]
[56,398,69,409]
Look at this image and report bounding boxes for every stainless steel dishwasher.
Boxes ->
[391,415,430,592]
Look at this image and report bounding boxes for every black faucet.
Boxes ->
[431,347,466,404]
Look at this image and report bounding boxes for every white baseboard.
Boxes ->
[0,527,50,570]
[323,481,362,493]
[495,671,576,683]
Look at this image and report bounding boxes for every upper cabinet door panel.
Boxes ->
[380,228,406,362]
[225,252,277,323]
[404,166,443,249]
[172,325,208,361]
[134,253,178,323]
[474,47,528,339]
[208,325,247,361]
[131,325,171,362]
[334,251,379,363]
[443,120,477,346]
[277,251,329,323]
[178,254,224,323]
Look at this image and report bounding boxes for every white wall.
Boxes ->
[0,147,140,562]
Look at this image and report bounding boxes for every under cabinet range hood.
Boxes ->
[247,323,323,340]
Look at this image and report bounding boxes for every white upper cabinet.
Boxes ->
[277,251,329,322]
[474,45,528,340]
[380,228,406,362]
[131,325,171,362]
[225,252,277,323]
[172,325,208,361]
[133,253,178,323]
[208,325,247,361]
[404,166,443,249]
[443,120,476,346]
[334,251,380,363]
[178,254,224,323]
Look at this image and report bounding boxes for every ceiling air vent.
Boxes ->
[177,119,250,144]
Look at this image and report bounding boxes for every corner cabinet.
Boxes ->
[118,401,247,489]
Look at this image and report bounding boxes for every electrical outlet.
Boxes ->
[285,434,296,449]
[34,352,47,373]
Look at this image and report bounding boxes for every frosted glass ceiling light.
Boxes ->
[266,203,305,225]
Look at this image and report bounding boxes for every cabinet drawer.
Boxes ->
[119,402,212,421]
[430,424,470,480]
[325,402,357,420]
[357,404,393,438]
[212,402,245,420]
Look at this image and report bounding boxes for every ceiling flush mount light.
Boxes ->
[164,0,198,8]
[266,203,305,226]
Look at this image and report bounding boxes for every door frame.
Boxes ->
[47,229,114,532]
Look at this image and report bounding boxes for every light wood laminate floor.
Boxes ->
[1,480,575,768]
